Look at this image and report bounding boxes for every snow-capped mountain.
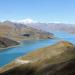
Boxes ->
[16,18,37,24]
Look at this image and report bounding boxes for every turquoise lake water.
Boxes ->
[0,32,75,67]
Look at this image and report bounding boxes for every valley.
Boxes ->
[0,21,75,75]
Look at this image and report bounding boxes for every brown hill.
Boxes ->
[0,21,54,41]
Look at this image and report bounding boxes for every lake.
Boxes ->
[0,32,75,67]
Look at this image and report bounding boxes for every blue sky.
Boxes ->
[0,0,75,23]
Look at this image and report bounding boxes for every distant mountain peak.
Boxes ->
[16,18,37,24]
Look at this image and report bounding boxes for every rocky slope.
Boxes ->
[1,41,75,75]
[0,37,19,49]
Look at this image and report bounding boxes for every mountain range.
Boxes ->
[1,20,75,33]
[0,21,54,41]
[24,23,75,33]
[13,19,75,33]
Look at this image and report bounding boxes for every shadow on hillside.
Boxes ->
[1,58,75,75]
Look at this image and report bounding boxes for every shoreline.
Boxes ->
[0,38,59,68]
[0,38,56,73]
[0,41,21,52]
[0,38,53,51]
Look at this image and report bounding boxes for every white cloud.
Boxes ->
[16,18,37,24]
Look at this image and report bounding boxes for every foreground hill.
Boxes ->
[0,21,54,41]
[1,41,75,75]
[0,37,19,49]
